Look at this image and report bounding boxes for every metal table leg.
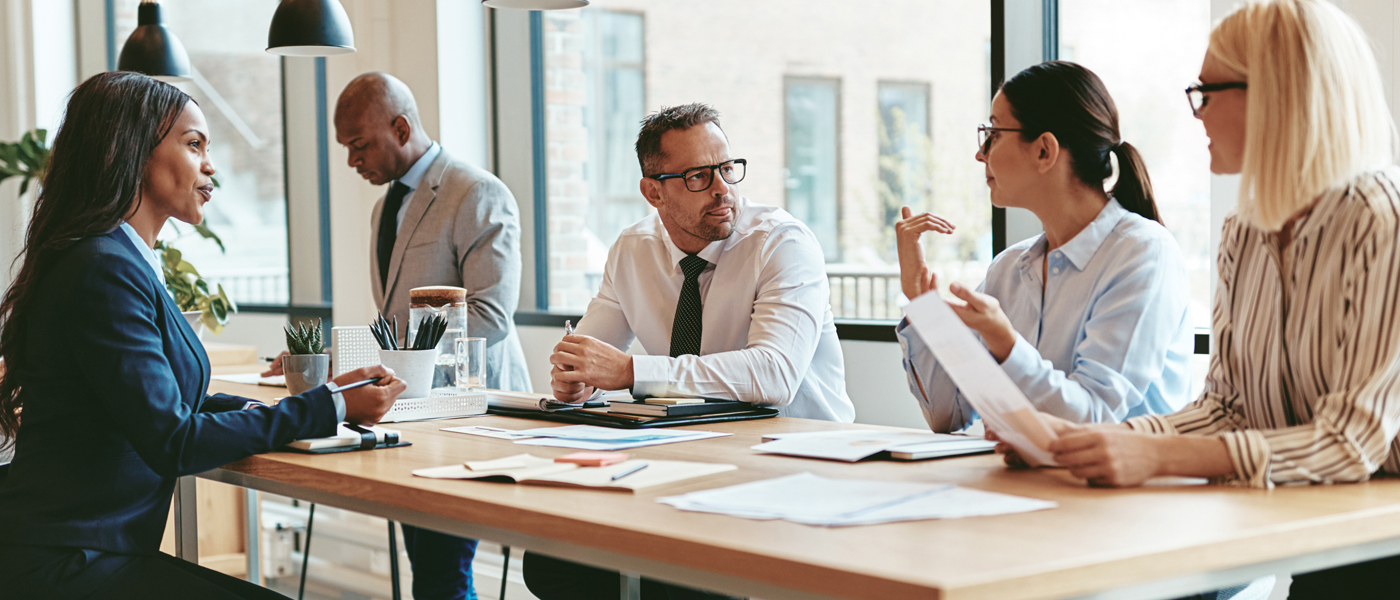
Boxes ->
[173,475,200,563]
[245,488,261,583]
[621,571,641,600]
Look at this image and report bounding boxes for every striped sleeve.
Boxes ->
[1226,184,1400,488]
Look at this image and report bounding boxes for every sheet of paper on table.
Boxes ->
[441,425,544,440]
[902,292,1058,466]
[658,472,1055,526]
[211,373,286,387]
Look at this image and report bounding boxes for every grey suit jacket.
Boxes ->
[370,148,531,392]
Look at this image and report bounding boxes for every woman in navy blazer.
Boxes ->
[0,72,406,599]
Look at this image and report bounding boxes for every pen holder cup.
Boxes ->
[379,348,439,399]
[284,354,330,396]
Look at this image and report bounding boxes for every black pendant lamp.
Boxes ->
[117,0,192,83]
[267,0,357,57]
[482,0,590,9]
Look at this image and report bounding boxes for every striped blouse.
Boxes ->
[1127,167,1400,488]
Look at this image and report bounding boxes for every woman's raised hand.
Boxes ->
[895,206,955,300]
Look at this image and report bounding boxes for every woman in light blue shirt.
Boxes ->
[896,61,1194,431]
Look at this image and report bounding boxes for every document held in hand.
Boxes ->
[902,292,1058,466]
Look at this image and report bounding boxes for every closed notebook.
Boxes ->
[288,424,403,451]
[412,453,736,492]
[608,399,751,417]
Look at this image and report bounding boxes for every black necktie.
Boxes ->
[670,253,709,358]
[377,181,412,289]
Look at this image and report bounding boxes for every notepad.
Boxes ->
[753,430,996,462]
[412,453,736,492]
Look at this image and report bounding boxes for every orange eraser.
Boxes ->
[554,451,629,467]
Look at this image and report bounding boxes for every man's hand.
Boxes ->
[336,365,405,425]
[550,365,595,403]
[895,206,955,300]
[947,282,1017,362]
[261,351,289,377]
[550,335,634,400]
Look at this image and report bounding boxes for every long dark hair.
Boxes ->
[1001,61,1161,224]
[0,71,191,448]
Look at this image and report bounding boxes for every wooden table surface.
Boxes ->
[202,367,1400,600]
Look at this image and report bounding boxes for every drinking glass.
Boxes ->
[455,337,487,390]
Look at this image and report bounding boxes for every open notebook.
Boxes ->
[412,454,736,493]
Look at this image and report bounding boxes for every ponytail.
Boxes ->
[1002,62,1163,225]
[1110,141,1162,225]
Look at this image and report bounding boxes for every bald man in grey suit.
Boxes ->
[340,72,531,393]
[342,71,530,600]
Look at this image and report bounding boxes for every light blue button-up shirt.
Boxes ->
[896,199,1194,432]
[393,142,441,231]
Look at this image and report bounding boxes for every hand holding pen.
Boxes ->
[333,365,406,425]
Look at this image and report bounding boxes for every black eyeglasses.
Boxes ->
[648,158,747,193]
[977,125,1024,156]
[1185,81,1248,116]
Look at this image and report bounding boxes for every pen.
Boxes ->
[330,377,382,394]
[565,319,574,336]
[610,461,649,481]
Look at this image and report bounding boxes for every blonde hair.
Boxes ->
[1209,0,1397,230]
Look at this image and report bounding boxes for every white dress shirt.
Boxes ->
[394,142,441,231]
[575,196,855,422]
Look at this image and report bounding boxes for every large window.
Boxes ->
[114,0,290,306]
[1059,0,1212,328]
[542,1,992,317]
[785,77,841,261]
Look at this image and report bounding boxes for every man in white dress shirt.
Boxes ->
[549,102,853,422]
[524,103,853,599]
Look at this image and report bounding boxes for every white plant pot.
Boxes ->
[181,310,207,341]
[378,348,439,399]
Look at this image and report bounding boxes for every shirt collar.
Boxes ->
[398,142,441,191]
[662,227,725,274]
[118,221,166,287]
[1056,198,1128,271]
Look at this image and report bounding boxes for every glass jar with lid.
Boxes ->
[409,286,468,388]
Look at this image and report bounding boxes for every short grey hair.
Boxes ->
[635,103,723,176]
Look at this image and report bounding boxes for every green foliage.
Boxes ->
[0,129,50,196]
[284,320,324,355]
[155,240,237,335]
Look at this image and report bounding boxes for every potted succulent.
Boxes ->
[283,320,329,396]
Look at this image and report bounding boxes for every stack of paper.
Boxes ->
[754,430,996,462]
[413,453,736,492]
[658,472,1055,526]
[511,425,730,450]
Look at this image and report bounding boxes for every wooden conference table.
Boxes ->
[179,367,1400,600]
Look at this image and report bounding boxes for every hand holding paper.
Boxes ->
[902,292,1059,466]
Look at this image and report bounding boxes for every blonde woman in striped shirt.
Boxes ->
[1007,1,1400,596]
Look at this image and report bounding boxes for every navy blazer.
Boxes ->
[0,229,338,554]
